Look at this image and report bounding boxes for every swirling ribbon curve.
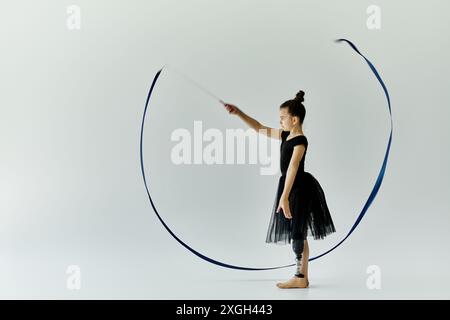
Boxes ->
[139,38,393,270]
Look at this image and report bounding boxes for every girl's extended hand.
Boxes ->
[276,196,292,219]
[223,103,241,116]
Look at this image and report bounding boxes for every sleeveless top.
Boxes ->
[280,130,308,187]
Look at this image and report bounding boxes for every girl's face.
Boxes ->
[279,107,297,131]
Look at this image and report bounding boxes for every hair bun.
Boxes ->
[294,90,305,103]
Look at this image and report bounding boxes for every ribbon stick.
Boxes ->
[164,64,226,105]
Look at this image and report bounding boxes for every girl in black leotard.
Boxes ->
[224,90,336,289]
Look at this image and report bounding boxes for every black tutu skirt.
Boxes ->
[265,171,336,244]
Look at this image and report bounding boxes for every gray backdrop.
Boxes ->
[1,0,449,299]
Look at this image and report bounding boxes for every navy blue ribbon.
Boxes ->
[140,38,393,270]
[308,39,393,261]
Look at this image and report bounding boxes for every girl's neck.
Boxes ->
[289,127,304,136]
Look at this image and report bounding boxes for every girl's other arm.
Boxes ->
[276,144,306,219]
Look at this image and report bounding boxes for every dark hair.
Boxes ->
[279,90,306,124]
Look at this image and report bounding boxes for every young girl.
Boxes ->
[224,90,336,289]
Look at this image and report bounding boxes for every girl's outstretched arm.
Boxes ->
[223,103,281,140]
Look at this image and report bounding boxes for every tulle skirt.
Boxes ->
[265,171,336,245]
